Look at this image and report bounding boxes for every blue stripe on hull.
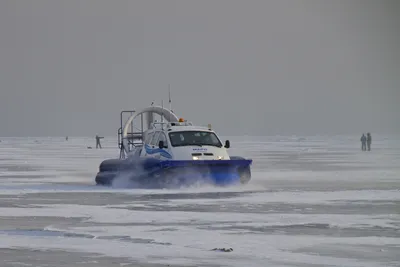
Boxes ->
[144,144,172,159]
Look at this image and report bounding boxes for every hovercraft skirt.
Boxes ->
[95,158,252,188]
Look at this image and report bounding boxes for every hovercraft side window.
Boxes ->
[168,131,222,147]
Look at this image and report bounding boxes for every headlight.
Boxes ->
[217,156,224,160]
[192,156,199,160]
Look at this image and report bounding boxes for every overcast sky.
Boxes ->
[0,0,399,137]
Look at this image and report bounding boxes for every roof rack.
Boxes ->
[167,121,193,127]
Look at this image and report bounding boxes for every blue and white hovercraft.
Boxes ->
[95,104,252,188]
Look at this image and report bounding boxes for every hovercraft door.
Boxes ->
[157,132,171,159]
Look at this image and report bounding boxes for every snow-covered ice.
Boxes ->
[0,135,399,266]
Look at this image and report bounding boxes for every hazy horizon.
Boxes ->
[1,0,399,137]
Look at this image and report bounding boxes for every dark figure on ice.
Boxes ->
[360,134,367,151]
[366,132,372,151]
[96,134,104,149]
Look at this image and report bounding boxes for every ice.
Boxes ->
[0,135,399,266]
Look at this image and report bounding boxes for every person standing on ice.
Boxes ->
[360,134,367,151]
[366,133,372,151]
[95,134,104,149]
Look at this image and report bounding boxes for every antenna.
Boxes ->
[168,84,172,122]
[168,84,172,113]
[161,100,164,124]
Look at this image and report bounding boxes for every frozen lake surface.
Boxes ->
[0,135,399,267]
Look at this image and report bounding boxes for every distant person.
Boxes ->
[360,134,366,151]
[96,134,104,149]
[66,136,68,141]
[366,132,372,151]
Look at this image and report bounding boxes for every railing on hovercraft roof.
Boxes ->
[117,110,145,159]
[150,121,169,130]
[150,120,194,131]
[167,121,194,128]
[116,106,191,159]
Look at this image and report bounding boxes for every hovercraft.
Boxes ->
[95,104,252,188]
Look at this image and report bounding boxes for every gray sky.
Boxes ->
[0,0,399,137]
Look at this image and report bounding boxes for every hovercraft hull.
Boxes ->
[95,157,252,188]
